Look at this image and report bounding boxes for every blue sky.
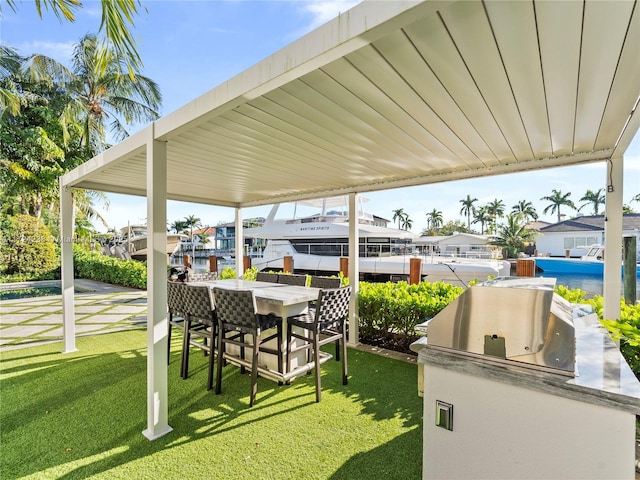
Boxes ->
[3,0,639,234]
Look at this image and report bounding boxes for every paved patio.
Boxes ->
[0,280,147,352]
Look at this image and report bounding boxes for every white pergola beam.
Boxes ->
[60,180,76,354]
[603,154,624,322]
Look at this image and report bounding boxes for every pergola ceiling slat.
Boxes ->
[575,0,638,150]
[484,0,552,158]
[536,0,583,155]
[441,1,534,162]
[372,30,489,167]
[403,15,514,165]
[595,4,640,151]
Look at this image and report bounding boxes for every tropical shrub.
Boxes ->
[73,245,146,289]
[0,214,58,277]
[358,280,464,350]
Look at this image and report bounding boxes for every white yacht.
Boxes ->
[244,197,510,287]
[108,225,187,260]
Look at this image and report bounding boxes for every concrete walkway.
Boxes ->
[0,280,147,352]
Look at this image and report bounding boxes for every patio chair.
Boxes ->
[277,273,307,286]
[181,285,217,390]
[309,275,341,289]
[213,288,283,407]
[188,271,218,282]
[167,280,187,367]
[256,271,279,283]
[286,286,351,402]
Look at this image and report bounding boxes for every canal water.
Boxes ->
[535,272,639,299]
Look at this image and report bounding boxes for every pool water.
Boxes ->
[0,285,84,300]
[0,286,63,300]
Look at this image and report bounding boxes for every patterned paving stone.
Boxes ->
[1,324,56,337]
[0,313,47,324]
[0,282,149,350]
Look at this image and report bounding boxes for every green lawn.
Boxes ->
[1,330,423,479]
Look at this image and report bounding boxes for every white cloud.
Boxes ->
[303,0,362,29]
[16,40,75,63]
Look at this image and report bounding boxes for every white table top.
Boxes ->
[189,279,320,306]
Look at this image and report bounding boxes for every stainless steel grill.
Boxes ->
[418,277,576,376]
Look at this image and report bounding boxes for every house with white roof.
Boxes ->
[414,232,499,258]
[534,214,640,257]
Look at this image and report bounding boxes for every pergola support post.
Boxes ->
[60,180,77,353]
[348,193,360,345]
[235,208,244,278]
[142,126,173,441]
[603,155,623,323]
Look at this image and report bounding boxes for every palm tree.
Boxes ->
[459,195,478,231]
[541,189,576,223]
[184,215,201,260]
[511,200,538,222]
[486,198,505,234]
[170,219,188,234]
[4,0,144,74]
[425,209,443,231]
[197,231,209,251]
[472,205,491,235]
[57,34,161,153]
[401,215,413,231]
[0,44,23,117]
[491,213,536,258]
[578,188,605,215]
[632,193,640,203]
[391,208,406,230]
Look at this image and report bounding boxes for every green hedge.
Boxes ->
[73,245,147,289]
[358,281,464,343]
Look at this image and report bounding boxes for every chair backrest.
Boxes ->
[182,285,215,325]
[189,271,218,282]
[277,273,307,286]
[213,288,258,329]
[310,275,341,289]
[256,271,279,283]
[315,287,351,324]
[167,281,186,313]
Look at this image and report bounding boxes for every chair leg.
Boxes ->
[240,332,246,375]
[286,323,293,383]
[250,334,259,407]
[276,322,283,378]
[341,326,348,385]
[207,325,216,391]
[313,331,322,403]
[215,326,224,395]
[181,317,192,379]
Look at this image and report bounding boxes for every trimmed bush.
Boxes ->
[358,280,464,350]
[73,245,146,289]
[0,214,58,276]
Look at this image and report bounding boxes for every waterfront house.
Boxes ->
[535,214,640,257]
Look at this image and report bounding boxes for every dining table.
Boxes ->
[187,279,321,382]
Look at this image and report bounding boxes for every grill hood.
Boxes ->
[422,277,576,376]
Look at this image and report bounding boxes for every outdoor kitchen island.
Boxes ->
[412,277,640,480]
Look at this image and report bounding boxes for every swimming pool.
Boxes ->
[0,281,87,300]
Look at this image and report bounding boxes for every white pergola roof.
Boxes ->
[59,0,640,441]
[61,0,640,207]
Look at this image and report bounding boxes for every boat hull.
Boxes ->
[252,250,510,287]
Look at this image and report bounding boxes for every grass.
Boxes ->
[1,329,423,479]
